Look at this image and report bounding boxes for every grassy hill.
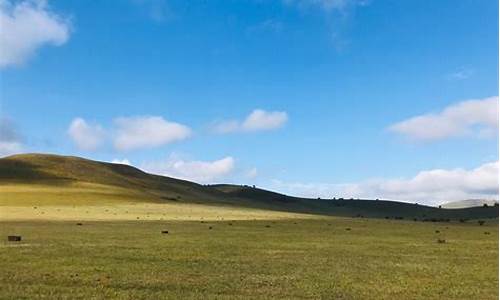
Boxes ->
[0,153,497,221]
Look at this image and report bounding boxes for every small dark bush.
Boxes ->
[478,220,485,226]
[76,223,83,226]
[161,230,169,234]
[484,232,491,235]
[435,230,440,233]
[437,239,446,244]
[7,236,21,242]
[345,228,351,231]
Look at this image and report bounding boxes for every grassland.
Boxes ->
[1,153,498,299]
[1,218,497,299]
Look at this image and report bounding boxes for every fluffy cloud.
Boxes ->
[142,155,235,183]
[388,96,499,141]
[269,161,499,206]
[0,117,24,156]
[67,118,105,151]
[0,0,70,67]
[213,109,288,134]
[113,116,191,151]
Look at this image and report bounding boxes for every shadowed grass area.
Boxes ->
[1,218,497,299]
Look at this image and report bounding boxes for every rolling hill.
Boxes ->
[0,153,498,220]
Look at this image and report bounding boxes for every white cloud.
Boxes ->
[113,116,191,151]
[269,161,499,206]
[0,141,23,157]
[388,96,499,141]
[111,158,131,165]
[0,117,24,156]
[142,155,235,183]
[67,118,105,151]
[213,109,288,134]
[0,0,70,68]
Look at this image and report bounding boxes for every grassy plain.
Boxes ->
[1,216,498,299]
[1,154,498,299]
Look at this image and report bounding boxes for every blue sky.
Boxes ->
[0,0,498,204]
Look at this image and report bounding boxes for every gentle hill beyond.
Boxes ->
[0,153,498,221]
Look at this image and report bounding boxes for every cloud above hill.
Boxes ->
[212,109,288,134]
[270,160,499,206]
[142,154,235,183]
[0,0,71,67]
[68,118,105,151]
[0,117,24,156]
[388,96,499,141]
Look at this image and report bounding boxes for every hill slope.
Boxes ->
[0,153,498,220]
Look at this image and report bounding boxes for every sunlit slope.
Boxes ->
[0,153,228,205]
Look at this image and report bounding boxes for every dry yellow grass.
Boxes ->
[0,183,314,221]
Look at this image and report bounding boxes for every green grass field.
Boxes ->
[1,154,498,299]
[1,217,498,299]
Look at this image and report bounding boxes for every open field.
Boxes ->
[1,217,497,299]
[1,154,498,299]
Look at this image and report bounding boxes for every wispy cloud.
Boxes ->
[388,96,499,141]
[130,0,173,23]
[283,0,369,12]
[212,109,288,134]
[282,0,370,51]
[0,0,71,68]
[270,161,499,205]
[446,67,474,81]
[0,117,24,157]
